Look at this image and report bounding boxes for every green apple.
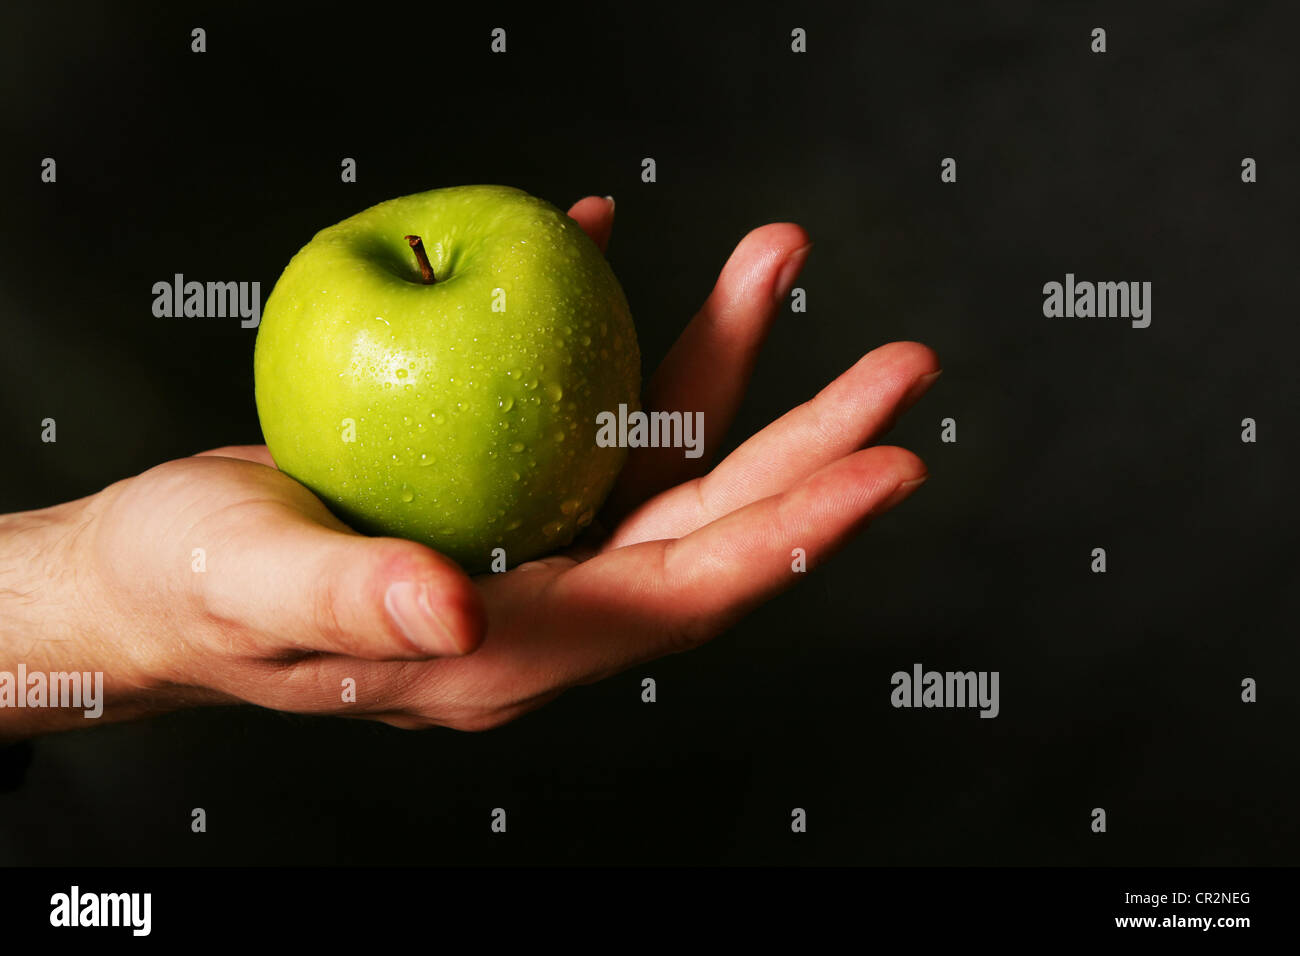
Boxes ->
[253,185,641,572]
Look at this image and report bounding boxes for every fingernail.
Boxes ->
[900,369,943,411]
[878,475,929,513]
[774,243,813,303]
[604,195,616,214]
[384,581,464,656]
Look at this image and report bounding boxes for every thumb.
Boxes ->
[205,505,486,662]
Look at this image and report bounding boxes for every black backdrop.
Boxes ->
[1,1,1297,865]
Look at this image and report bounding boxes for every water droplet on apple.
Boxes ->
[577,509,594,528]
[418,454,435,467]
[439,526,457,535]
[581,334,592,346]
[400,488,414,503]
[396,368,407,379]
[505,518,523,531]
[542,520,566,537]
[511,471,521,482]
[523,378,538,390]
[555,431,565,442]
[498,396,515,412]
[509,442,524,453]
[560,498,581,515]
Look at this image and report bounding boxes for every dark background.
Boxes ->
[1,1,1297,864]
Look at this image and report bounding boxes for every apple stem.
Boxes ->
[405,235,436,284]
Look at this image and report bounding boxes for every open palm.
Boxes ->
[79,196,939,732]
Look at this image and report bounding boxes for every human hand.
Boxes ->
[0,197,940,736]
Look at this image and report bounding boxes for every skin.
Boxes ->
[0,197,940,739]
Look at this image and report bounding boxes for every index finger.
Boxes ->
[533,444,929,687]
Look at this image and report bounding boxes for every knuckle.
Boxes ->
[310,583,358,654]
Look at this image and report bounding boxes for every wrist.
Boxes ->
[0,494,169,737]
